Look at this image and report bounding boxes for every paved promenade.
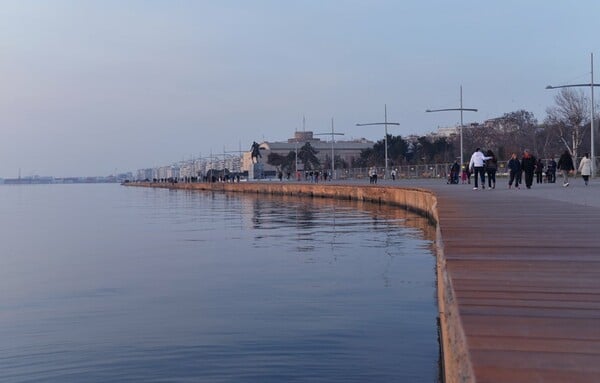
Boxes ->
[391,177,600,382]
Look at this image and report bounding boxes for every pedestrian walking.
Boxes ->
[547,158,557,183]
[557,150,575,187]
[449,161,460,184]
[484,150,498,189]
[535,158,544,184]
[521,149,536,189]
[369,167,378,184]
[578,153,592,186]
[469,148,492,190]
[507,153,522,189]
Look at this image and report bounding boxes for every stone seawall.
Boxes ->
[125,181,472,383]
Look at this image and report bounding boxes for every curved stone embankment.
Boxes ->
[125,181,473,383]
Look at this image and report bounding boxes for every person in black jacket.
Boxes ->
[534,158,544,184]
[557,150,575,187]
[520,149,536,189]
[485,150,498,189]
[546,158,557,183]
[507,153,522,189]
[449,160,460,184]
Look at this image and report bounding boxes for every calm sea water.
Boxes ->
[0,184,439,382]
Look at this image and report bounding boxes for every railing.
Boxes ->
[141,156,597,183]
[334,157,596,180]
[335,163,512,180]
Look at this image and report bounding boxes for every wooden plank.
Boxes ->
[460,314,600,338]
[457,290,600,303]
[469,335,600,354]
[458,297,600,310]
[428,184,600,382]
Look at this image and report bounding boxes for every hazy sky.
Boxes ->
[2,1,600,177]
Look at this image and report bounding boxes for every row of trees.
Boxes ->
[358,88,598,166]
[267,88,597,171]
[267,142,351,174]
[464,88,596,162]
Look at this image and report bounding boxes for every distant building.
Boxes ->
[431,123,481,139]
[155,165,180,180]
[243,131,373,175]
[2,175,55,184]
[435,126,459,138]
[137,168,154,181]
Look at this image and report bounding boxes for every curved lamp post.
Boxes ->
[546,53,599,177]
[426,85,477,175]
[356,104,400,179]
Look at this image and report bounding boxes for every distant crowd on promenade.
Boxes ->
[139,150,593,186]
[447,148,593,190]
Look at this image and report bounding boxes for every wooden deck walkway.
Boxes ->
[427,183,600,383]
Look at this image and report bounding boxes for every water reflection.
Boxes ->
[243,193,435,258]
[0,185,439,382]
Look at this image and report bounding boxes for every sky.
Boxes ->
[2,0,600,177]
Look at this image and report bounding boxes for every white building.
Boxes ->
[152,165,180,180]
[435,126,459,138]
[136,168,153,181]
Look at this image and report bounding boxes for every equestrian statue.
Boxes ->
[250,141,262,163]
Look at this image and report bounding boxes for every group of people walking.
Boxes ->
[467,148,499,190]
[465,148,593,190]
[506,150,538,189]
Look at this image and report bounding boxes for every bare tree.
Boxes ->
[490,110,539,157]
[545,88,590,160]
[463,110,539,161]
[463,123,491,154]
[536,123,564,160]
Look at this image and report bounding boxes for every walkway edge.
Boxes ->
[434,204,474,383]
[124,182,474,382]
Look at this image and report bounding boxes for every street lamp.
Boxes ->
[294,139,299,176]
[546,53,599,177]
[356,104,400,179]
[426,85,477,176]
[315,118,344,180]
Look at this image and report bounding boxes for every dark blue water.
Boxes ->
[0,184,439,382]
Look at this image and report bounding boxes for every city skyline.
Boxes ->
[1,1,600,177]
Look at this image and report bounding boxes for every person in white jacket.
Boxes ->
[578,153,592,186]
[469,148,492,190]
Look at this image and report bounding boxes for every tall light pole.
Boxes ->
[356,104,400,179]
[546,53,599,177]
[294,116,307,180]
[315,118,344,180]
[295,139,298,176]
[426,85,478,176]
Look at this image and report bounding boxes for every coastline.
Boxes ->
[125,181,471,383]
